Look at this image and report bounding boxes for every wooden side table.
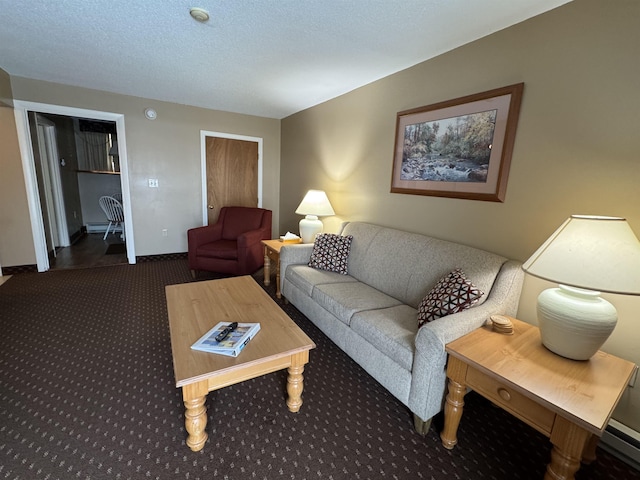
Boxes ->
[441,317,636,480]
[261,239,300,299]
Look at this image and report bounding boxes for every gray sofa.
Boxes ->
[280,222,524,432]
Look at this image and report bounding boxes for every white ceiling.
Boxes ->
[0,1,570,119]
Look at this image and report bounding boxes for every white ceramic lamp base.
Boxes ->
[536,285,617,360]
[299,215,323,243]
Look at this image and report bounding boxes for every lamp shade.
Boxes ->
[295,190,335,243]
[523,215,640,295]
[295,190,335,216]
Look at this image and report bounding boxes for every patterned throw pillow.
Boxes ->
[417,269,484,327]
[308,234,353,275]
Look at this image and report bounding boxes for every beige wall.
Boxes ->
[280,0,640,429]
[3,78,281,261]
[0,67,13,105]
[0,68,36,267]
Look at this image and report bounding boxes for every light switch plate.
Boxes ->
[148,178,159,188]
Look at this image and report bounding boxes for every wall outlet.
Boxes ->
[162,229,168,237]
[148,178,159,188]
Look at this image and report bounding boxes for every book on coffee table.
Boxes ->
[191,322,261,357]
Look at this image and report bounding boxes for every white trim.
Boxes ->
[199,130,263,226]
[14,107,48,271]
[36,123,60,252]
[36,115,70,248]
[13,100,136,270]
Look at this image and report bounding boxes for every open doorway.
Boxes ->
[31,113,126,269]
[14,101,136,272]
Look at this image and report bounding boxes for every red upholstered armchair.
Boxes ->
[188,206,272,278]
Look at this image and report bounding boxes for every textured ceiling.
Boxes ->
[0,1,570,119]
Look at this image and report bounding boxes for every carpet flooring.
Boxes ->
[0,259,638,480]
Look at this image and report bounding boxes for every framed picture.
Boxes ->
[390,83,524,202]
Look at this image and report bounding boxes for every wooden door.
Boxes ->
[205,136,259,225]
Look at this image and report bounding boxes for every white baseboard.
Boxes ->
[86,223,122,234]
[600,419,640,471]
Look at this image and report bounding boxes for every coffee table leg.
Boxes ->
[286,352,308,412]
[183,382,208,452]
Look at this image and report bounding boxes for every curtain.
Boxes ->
[77,132,112,171]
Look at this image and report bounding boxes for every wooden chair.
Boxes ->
[99,195,125,240]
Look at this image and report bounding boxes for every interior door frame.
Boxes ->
[36,114,70,249]
[199,130,263,226]
[14,100,136,271]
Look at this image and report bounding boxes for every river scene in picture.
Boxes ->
[401,109,497,183]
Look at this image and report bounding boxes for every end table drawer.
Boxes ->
[466,367,555,435]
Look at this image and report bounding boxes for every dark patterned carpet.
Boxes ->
[1,259,638,480]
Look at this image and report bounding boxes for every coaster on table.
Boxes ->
[490,314,514,335]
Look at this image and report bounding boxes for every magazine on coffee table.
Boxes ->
[191,322,261,357]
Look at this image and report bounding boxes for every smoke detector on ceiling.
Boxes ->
[144,108,157,120]
[190,7,210,23]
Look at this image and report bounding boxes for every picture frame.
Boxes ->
[390,83,524,202]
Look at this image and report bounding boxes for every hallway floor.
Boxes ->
[50,233,128,270]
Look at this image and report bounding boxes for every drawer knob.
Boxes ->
[497,387,511,401]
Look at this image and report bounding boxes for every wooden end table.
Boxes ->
[166,276,315,452]
[441,317,636,480]
[262,239,301,299]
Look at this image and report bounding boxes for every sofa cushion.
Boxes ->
[197,240,238,259]
[417,269,483,327]
[308,233,353,275]
[285,264,358,297]
[351,305,419,371]
[340,222,506,308]
[313,281,402,326]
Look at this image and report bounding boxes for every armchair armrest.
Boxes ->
[187,223,223,269]
[237,226,271,250]
[188,223,223,246]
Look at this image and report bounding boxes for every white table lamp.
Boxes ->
[523,215,640,360]
[295,190,335,243]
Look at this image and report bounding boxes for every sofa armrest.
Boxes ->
[408,260,524,421]
[415,260,523,350]
[280,243,314,265]
[280,243,315,292]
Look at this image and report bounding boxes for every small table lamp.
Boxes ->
[295,190,335,243]
[522,215,640,360]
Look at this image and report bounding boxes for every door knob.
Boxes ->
[208,205,214,209]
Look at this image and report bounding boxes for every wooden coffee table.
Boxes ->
[166,275,316,452]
